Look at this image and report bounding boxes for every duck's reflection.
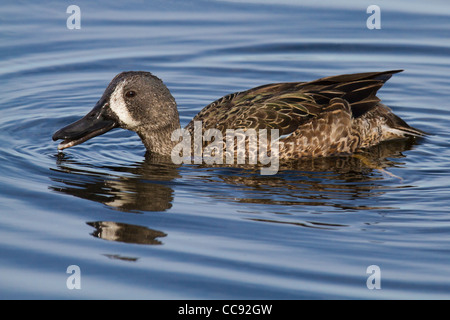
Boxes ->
[87,221,167,245]
[51,153,180,212]
[194,138,420,211]
[50,137,422,244]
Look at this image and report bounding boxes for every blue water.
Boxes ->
[1,0,450,299]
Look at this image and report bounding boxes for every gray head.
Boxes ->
[53,71,180,155]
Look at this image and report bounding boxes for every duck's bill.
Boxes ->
[52,103,118,150]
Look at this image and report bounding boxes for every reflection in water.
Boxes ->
[87,221,167,245]
[194,138,421,211]
[103,254,139,262]
[50,154,180,212]
[50,137,421,234]
[248,218,348,230]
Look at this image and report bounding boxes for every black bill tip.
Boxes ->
[52,102,118,151]
[53,121,118,150]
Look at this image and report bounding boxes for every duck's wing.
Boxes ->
[185,70,404,136]
[303,69,403,118]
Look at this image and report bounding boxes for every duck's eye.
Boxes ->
[125,90,136,98]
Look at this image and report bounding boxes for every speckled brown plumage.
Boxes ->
[185,70,426,159]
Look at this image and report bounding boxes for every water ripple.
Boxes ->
[1,0,450,299]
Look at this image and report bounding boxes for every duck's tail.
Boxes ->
[378,104,428,139]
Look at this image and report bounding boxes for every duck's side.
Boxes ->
[53,70,426,160]
[185,70,426,159]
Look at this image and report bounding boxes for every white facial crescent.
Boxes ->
[109,80,140,128]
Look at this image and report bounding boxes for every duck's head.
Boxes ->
[52,71,180,154]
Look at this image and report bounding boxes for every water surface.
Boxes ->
[1,0,450,299]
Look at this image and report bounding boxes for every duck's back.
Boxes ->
[185,70,425,158]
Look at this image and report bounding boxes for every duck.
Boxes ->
[52,70,426,161]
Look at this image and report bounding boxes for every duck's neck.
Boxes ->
[137,121,181,156]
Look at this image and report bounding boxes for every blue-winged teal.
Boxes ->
[53,70,426,159]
